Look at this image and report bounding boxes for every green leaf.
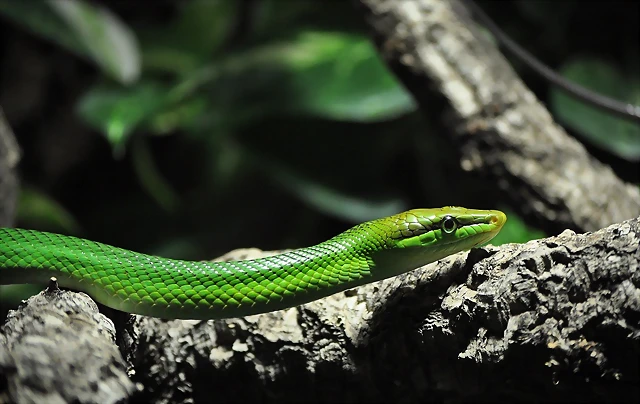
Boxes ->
[0,0,140,84]
[16,186,81,234]
[0,0,86,59]
[78,78,212,153]
[77,81,169,155]
[126,30,416,135]
[48,0,140,84]
[148,96,211,135]
[180,31,416,124]
[550,57,640,161]
[280,31,416,121]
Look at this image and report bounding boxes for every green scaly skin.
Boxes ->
[0,207,506,320]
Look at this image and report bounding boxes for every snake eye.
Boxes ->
[441,215,458,234]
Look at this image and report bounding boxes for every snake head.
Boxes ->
[383,207,506,251]
[353,207,507,281]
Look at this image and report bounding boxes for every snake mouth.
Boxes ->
[471,210,507,246]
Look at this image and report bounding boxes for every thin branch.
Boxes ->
[464,0,640,124]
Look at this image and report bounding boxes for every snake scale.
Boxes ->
[0,207,506,319]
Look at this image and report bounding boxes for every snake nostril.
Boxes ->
[490,214,502,225]
[489,211,506,226]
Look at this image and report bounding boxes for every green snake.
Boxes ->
[0,207,506,320]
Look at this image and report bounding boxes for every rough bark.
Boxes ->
[357,0,640,235]
[0,282,134,404]
[2,217,639,403]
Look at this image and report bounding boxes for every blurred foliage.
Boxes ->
[0,0,638,312]
[0,0,139,84]
[16,185,82,234]
[550,57,640,161]
[490,208,546,246]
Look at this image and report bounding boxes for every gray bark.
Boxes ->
[357,0,640,234]
[2,217,639,403]
[0,283,134,404]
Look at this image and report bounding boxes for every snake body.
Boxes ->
[0,207,505,320]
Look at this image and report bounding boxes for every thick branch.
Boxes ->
[2,217,639,402]
[356,0,640,234]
